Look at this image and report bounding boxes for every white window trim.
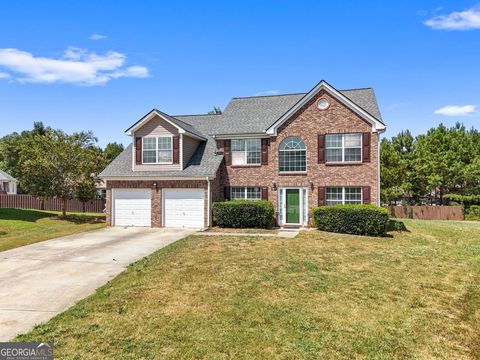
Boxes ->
[230,186,262,200]
[278,137,307,173]
[231,139,262,166]
[142,135,174,165]
[326,133,362,164]
[278,187,308,226]
[326,186,363,205]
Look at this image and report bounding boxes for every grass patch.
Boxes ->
[0,208,105,252]
[205,227,279,234]
[16,219,480,359]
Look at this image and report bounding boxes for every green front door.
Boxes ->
[286,189,300,224]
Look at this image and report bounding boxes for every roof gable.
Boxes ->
[265,80,386,135]
[0,169,16,181]
[125,109,207,141]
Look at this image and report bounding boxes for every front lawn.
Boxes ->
[205,227,279,234]
[0,208,105,252]
[16,219,480,359]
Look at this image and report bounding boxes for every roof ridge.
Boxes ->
[340,87,374,91]
[174,113,221,117]
[230,88,373,100]
[231,92,306,100]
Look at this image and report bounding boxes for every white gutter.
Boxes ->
[101,176,210,181]
[213,133,270,139]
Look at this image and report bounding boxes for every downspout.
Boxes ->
[377,130,384,206]
[206,177,211,228]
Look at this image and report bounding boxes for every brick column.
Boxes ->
[152,188,161,227]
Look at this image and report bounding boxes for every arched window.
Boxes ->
[279,136,306,172]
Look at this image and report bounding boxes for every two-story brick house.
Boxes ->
[100,80,386,228]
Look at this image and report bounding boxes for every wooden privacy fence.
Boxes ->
[0,194,105,213]
[384,205,464,220]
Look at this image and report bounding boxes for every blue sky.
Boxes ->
[0,0,479,147]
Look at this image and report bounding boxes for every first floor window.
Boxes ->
[231,187,261,200]
[142,136,172,164]
[326,187,362,205]
[326,133,362,163]
[231,139,261,165]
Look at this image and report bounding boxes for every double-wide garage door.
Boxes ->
[112,188,204,228]
[163,189,204,228]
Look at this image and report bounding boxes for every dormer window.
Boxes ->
[142,136,173,164]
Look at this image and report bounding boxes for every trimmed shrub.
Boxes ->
[465,205,480,221]
[312,204,389,237]
[212,200,275,228]
[387,219,408,232]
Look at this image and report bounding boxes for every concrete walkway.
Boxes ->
[198,230,299,238]
[0,227,195,341]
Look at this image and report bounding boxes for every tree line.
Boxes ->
[0,122,124,215]
[381,122,480,205]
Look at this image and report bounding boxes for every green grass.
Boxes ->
[16,219,480,359]
[205,227,279,234]
[0,208,105,252]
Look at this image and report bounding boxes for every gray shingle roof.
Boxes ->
[125,109,206,140]
[152,109,207,140]
[101,86,383,179]
[100,139,223,178]
[0,169,16,181]
[176,88,383,136]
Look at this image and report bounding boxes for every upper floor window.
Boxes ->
[231,139,261,165]
[142,136,172,164]
[279,136,306,172]
[326,133,361,163]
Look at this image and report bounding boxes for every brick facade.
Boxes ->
[217,90,379,225]
[106,179,209,227]
[105,89,380,228]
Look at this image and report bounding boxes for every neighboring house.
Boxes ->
[96,180,107,200]
[100,80,386,228]
[0,169,18,194]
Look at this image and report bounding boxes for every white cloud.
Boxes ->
[424,7,480,30]
[254,89,280,96]
[0,72,10,79]
[434,105,477,116]
[0,47,149,85]
[89,33,107,40]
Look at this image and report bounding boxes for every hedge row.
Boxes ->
[212,200,274,228]
[465,205,480,221]
[312,204,389,237]
[444,194,480,207]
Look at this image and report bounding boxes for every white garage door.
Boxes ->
[113,189,151,227]
[163,189,205,228]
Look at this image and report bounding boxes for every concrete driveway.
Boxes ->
[0,227,195,341]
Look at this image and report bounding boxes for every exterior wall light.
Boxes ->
[272,181,277,191]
